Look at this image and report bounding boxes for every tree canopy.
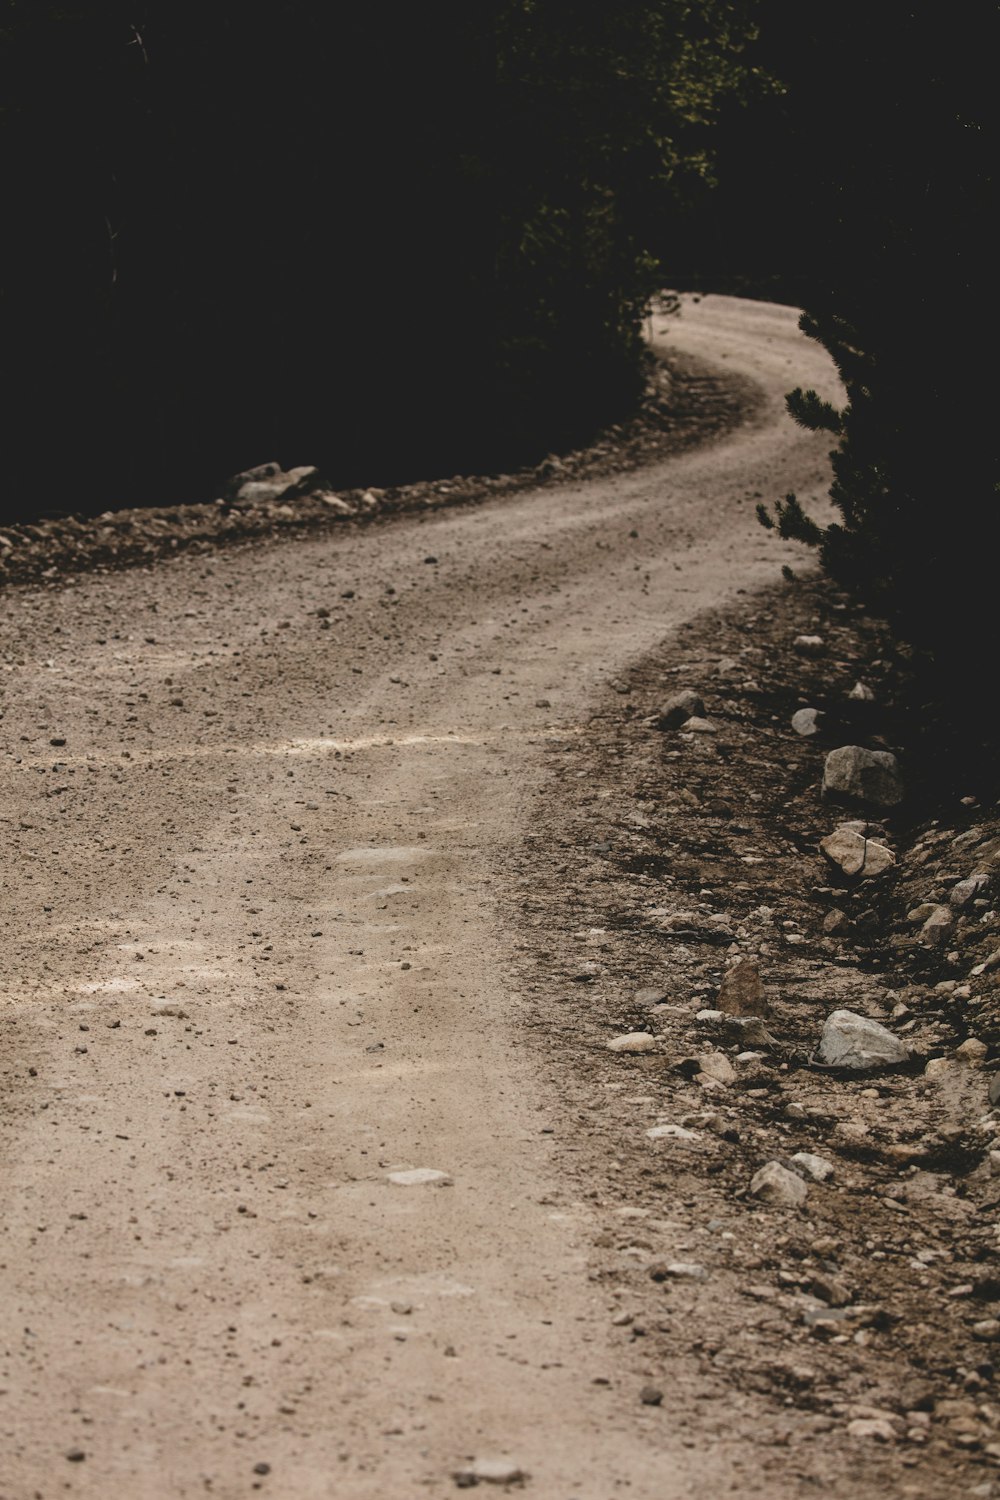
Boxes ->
[0,2,758,518]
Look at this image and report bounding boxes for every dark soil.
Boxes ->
[502,573,1000,1497]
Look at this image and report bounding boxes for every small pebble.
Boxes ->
[387,1167,451,1187]
[453,1458,525,1487]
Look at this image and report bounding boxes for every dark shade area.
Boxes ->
[0,2,756,524]
[1,3,495,519]
[733,1,997,689]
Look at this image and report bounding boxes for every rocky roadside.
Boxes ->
[501,574,1000,1498]
[0,347,760,590]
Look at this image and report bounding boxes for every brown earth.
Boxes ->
[0,296,991,1499]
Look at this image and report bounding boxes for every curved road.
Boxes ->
[0,298,840,1498]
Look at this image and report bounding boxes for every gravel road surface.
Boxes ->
[0,297,841,1498]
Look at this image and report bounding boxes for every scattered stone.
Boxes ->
[750,1161,809,1207]
[656,689,705,730]
[150,998,189,1019]
[810,1274,852,1307]
[680,716,717,734]
[791,1152,835,1182]
[791,707,823,737]
[606,1032,656,1054]
[846,1417,896,1443]
[634,987,669,1006]
[972,1320,1000,1342]
[822,746,904,808]
[646,1123,700,1142]
[820,825,895,879]
[822,908,850,935]
[716,959,768,1017]
[848,681,876,702]
[386,1168,451,1187]
[640,1385,664,1406]
[989,1073,1000,1106]
[815,1009,909,1070]
[924,1057,953,1081]
[227,464,322,507]
[66,1449,86,1463]
[921,905,955,945]
[453,1459,526,1488]
[698,1052,736,1085]
[956,1038,989,1065]
[803,1306,854,1328]
[662,1261,708,1280]
[222,461,280,499]
[952,874,990,907]
[793,634,825,656]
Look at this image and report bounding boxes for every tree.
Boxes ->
[494,0,760,462]
[755,1,997,685]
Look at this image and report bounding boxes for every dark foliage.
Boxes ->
[0,2,755,521]
[1,2,494,518]
[494,0,759,464]
[746,2,997,686]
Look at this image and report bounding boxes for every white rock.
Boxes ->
[790,1152,835,1182]
[956,1037,989,1065]
[793,634,825,656]
[680,716,717,734]
[606,1032,656,1054]
[822,746,904,808]
[924,1057,953,1080]
[386,1168,451,1187]
[695,1009,726,1023]
[820,826,895,878]
[791,707,822,737]
[750,1160,808,1206]
[952,873,990,907]
[454,1459,526,1486]
[848,681,876,702]
[698,1052,736,1084]
[664,1261,708,1280]
[646,1123,700,1141]
[816,1009,909,1069]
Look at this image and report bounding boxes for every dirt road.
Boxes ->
[0,298,841,1498]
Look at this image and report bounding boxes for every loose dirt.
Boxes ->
[1,297,982,1498]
